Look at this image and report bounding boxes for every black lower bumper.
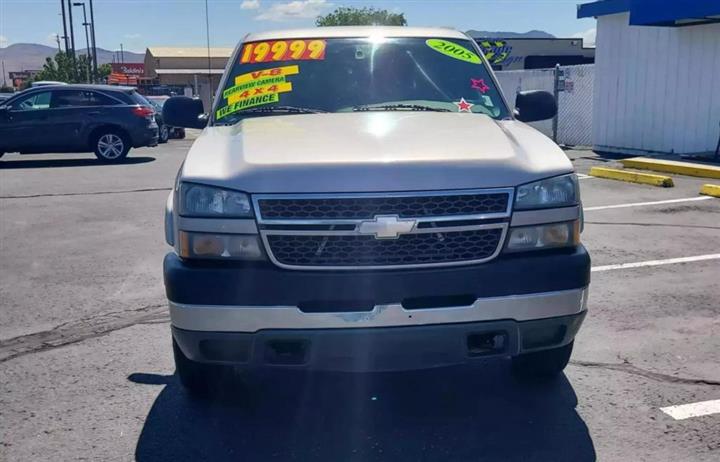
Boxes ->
[164,246,590,308]
[172,311,586,372]
[132,127,159,148]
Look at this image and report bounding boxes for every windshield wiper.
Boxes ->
[239,105,327,114]
[216,105,327,125]
[352,104,451,112]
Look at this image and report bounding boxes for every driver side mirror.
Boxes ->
[514,90,557,122]
[163,96,207,129]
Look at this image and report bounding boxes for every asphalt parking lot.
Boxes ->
[1,141,719,461]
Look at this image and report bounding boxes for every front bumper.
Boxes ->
[132,127,159,148]
[172,312,586,372]
[165,246,590,371]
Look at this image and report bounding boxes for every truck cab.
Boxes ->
[162,26,589,395]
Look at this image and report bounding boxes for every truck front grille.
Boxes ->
[267,229,504,267]
[253,189,513,270]
[257,193,509,220]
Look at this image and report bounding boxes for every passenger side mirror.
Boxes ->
[163,96,207,129]
[514,90,557,122]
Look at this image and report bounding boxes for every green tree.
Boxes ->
[35,51,98,84]
[98,63,112,81]
[316,7,407,27]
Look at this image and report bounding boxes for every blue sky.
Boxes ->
[0,0,596,52]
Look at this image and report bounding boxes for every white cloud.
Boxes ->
[241,0,260,10]
[573,28,596,48]
[0,35,9,47]
[255,0,332,22]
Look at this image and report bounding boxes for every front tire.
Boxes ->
[93,130,130,162]
[511,341,573,381]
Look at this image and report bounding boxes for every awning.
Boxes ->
[577,0,720,26]
[155,69,225,75]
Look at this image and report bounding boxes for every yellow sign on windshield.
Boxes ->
[426,39,482,64]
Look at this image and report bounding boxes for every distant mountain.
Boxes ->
[0,43,144,83]
[465,30,556,39]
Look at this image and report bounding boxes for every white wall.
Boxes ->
[593,13,720,155]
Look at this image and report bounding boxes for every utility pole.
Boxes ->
[74,2,91,83]
[60,0,70,53]
[67,0,77,79]
[120,43,124,63]
[54,34,62,52]
[205,0,213,106]
[2,60,7,88]
[88,0,98,81]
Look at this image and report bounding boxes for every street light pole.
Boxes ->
[60,0,70,53]
[73,2,91,83]
[73,3,90,81]
[88,0,98,82]
[67,0,77,79]
[205,0,213,106]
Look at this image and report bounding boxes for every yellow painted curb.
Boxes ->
[589,167,674,187]
[700,184,720,198]
[620,157,720,180]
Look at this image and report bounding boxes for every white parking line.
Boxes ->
[577,173,593,179]
[592,254,720,272]
[584,196,713,211]
[660,399,720,420]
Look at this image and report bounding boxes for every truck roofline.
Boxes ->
[245,26,469,42]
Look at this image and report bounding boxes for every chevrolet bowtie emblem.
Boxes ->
[358,215,417,239]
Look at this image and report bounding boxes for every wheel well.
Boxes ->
[88,125,129,149]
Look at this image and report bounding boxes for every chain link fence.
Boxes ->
[495,64,594,147]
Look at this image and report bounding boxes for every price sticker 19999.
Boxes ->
[240,39,326,64]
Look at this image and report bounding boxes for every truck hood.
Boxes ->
[181,112,573,193]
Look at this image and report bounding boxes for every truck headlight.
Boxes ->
[178,232,264,260]
[179,183,253,218]
[515,174,579,210]
[505,221,580,252]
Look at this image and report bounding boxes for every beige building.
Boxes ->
[144,47,235,110]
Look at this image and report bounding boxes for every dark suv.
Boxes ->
[0,84,158,162]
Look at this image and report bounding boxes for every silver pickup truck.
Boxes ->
[163,26,589,396]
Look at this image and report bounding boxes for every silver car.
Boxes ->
[162,26,589,396]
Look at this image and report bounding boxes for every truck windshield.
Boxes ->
[214,36,509,125]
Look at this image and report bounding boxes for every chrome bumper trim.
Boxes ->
[169,287,588,333]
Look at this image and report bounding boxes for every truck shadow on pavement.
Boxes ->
[0,156,155,169]
[131,360,596,461]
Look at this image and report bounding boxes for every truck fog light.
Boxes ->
[226,235,264,259]
[505,221,579,252]
[508,227,539,248]
[543,222,570,244]
[178,232,264,260]
[192,234,225,256]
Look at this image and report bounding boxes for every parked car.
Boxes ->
[146,95,185,143]
[0,93,13,103]
[163,26,589,396]
[0,84,158,161]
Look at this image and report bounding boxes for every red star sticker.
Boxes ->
[455,98,474,113]
[471,78,490,93]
